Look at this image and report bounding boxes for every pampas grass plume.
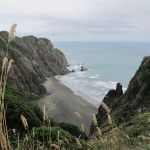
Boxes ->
[75,138,82,149]
[96,127,102,136]
[92,113,98,126]
[2,57,8,70]
[81,123,84,132]
[100,102,110,113]
[74,112,82,120]
[8,24,17,43]
[7,59,14,73]
[107,114,112,125]
[21,115,28,129]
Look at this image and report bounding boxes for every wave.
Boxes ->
[89,76,99,79]
[55,75,100,107]
[92,81,117,89]
[56,64,127,107]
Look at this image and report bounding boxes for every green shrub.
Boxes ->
[5,86,43,130]
[59,122,87,139]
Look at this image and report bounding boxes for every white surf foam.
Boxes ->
[55,75,100,107]
[92,81,117,89]
[56,71,127,107]
[89,76,99,79]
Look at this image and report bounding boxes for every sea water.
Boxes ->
[53,41,150,106]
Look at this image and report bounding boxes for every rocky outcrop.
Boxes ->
[0,31,68,97]
[90,83,123,135]
[117,56,150,123]
[90,56,150,135]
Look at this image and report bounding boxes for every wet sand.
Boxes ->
[38,77,97,132]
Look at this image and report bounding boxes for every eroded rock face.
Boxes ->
[0,31,68,97]
[90,56,150,135]
[90,83,123,135]
[118,56,150,123]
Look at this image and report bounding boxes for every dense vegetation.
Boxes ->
[5,86,43,130]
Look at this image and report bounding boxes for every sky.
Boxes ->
[0,0,150,41]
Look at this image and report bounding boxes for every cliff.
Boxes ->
[90,56,150,135]
[0,31,68,97]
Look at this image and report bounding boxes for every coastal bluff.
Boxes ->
[0,31,68,97]
[90,56,150,135]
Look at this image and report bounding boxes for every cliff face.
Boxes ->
[90,56,150,135]
[0,31,68,97]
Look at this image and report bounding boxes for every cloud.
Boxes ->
[0,0,150,41]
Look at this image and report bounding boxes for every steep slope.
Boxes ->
[90,56,150,135]
[0,31,68,97]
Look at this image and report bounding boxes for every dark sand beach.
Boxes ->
[38,77,97,132]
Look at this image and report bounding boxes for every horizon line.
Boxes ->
[52,40,150,42]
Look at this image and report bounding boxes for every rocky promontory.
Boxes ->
[0,31,68,97]
[90,56,150,135]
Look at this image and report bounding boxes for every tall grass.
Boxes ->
[0,24,16,150]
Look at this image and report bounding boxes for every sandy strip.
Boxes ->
[38,77,97,133]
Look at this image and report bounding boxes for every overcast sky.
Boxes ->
[0,0,150,41]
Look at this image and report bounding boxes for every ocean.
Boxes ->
[53,41,150,106]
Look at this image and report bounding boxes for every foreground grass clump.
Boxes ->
[0,24,17,149]
[33,126,85,149]
[88,102,150,150]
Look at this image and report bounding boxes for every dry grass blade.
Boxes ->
[32,128,35,138]
[43,106,46,122]
[48,119,51,125]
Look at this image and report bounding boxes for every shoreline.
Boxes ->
[55,76,100,107]
[38,77,97,133]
